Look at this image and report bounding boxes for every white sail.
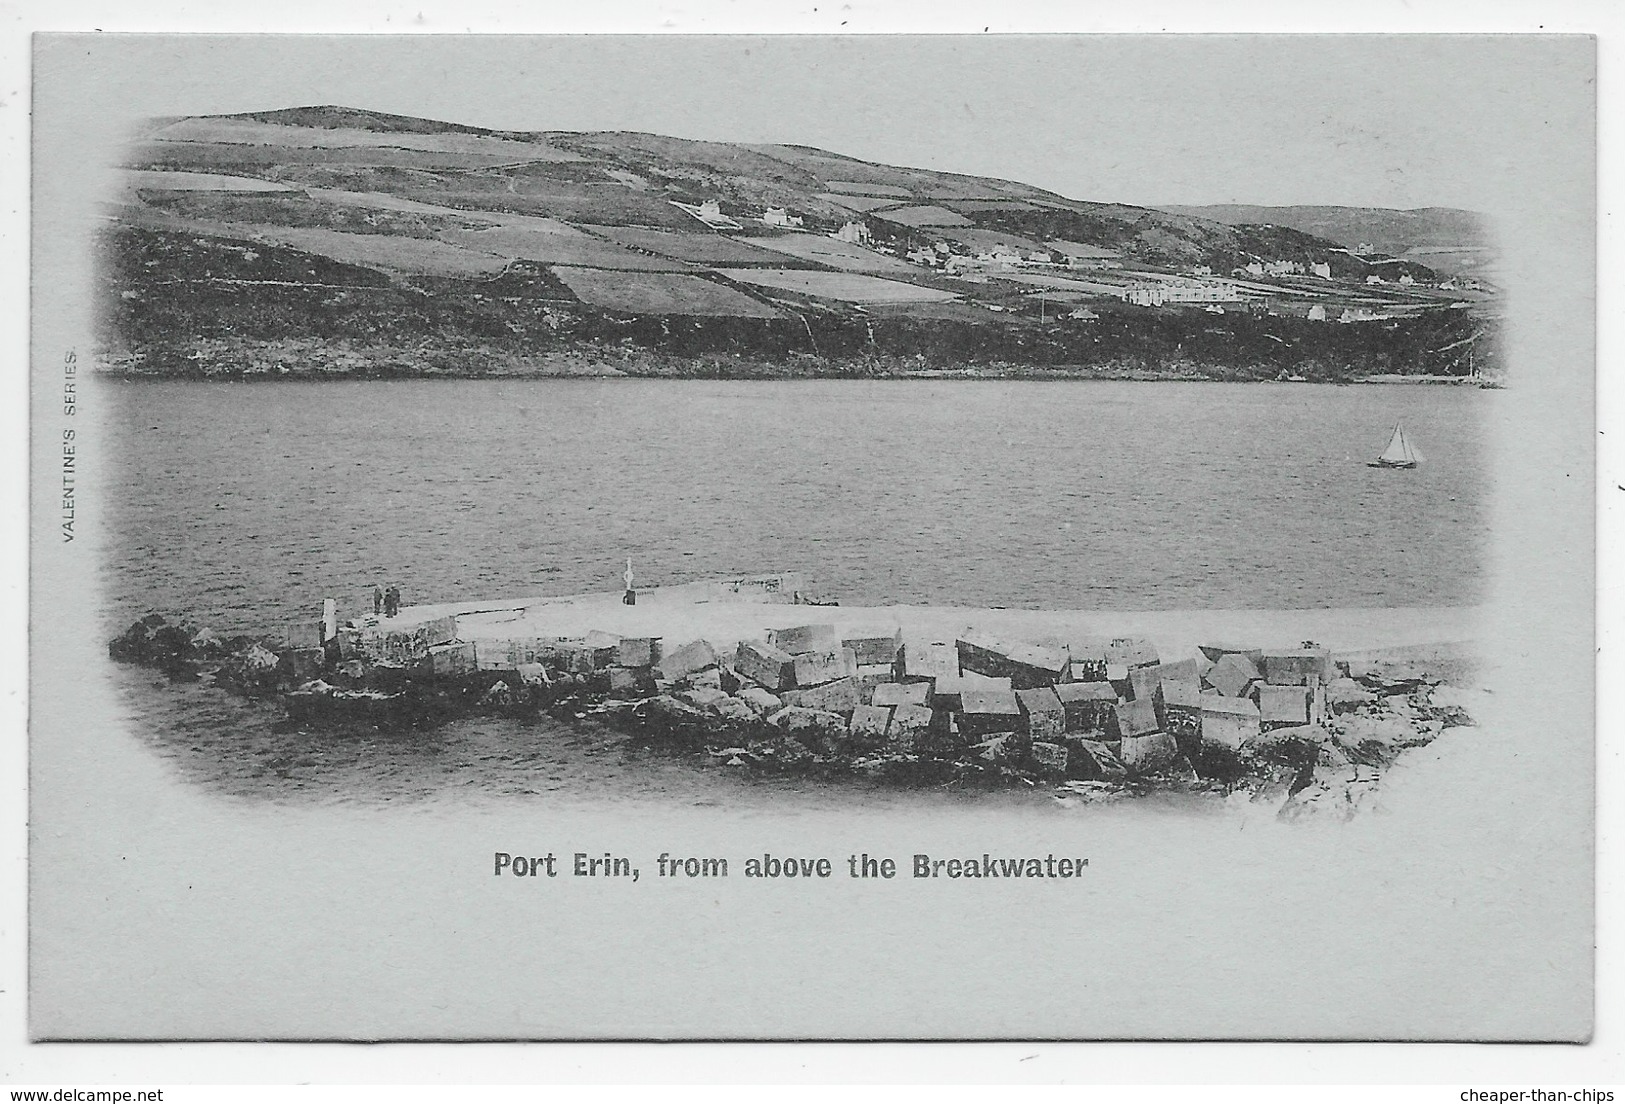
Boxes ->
[1375,423,1420,466]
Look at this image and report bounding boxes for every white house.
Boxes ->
[1366,275,1385,286]
[1311,261,1332,279]
[761,207,804,229]
[1307,304,1327,321]
[833,221,871,245]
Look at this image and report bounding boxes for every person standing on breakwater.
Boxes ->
[622,557,636,606]
[373,585,384,617]
[384,586,399,618]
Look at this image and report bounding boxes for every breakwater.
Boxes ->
[107,574,1479,818]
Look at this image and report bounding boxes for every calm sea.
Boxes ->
[99,378,1490,806]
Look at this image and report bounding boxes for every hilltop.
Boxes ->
[98,105,1497,381]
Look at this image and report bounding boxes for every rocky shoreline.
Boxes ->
[108,595,1478,819]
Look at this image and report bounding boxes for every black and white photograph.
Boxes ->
[22,27,1597,1050]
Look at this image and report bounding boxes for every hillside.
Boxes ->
[1158,204,1495,277]
[98,105,1495,381]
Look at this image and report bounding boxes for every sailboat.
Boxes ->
[1368,422,1425,469]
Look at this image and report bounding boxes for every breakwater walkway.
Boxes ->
[108,573,1482,818]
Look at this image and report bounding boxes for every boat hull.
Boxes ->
[1366,459,1418,469]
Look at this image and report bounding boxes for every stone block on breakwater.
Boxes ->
[847,704,893,749]
[656,639,717,682]
[735,639,796,690]
[768,624,838,656]
[957,687,1022,738]
[900,640,958,684]
[782,676,860,714]
[1053,680,1117,735]
[1016,686,1067,742]
[1067,738,1128,782]
[1115,696,1160,738]
[618,636,663,669]
[1262,648,1333,687]
[843,625,903,667]
[736,687,783,715]
[793,647,857,688]
[957,630,1070,690]
[887,703,937,753]
[1207,652,1261,697]
[430,641,477,676]
[871,681,930,708]
[1119,731,1180,775]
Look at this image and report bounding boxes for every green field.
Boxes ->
[438,225,695,271]
[551,269,781,317]
[246,226,513,277]
[578,225,794,266]
[716,268,957,303]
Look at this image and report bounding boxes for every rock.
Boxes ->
[514,663,550,686]
[853,663,900,704]
[872,681,930,708]
[1331,712,1422,760]
[765,707,847,756]
[1066,738,1128,782]
[1278,763,1382,822]
[656,639,717,682]
[581,630,622,667]
[768,623,838,655]
[957,686,1023,737]
[187,626,225,658]
[1327,676,1378,713]
[847,704,893,749]
[843,625,903,667]
[956,631,1071,689]
[610,665,657,698]
[1054,681,1118,735]
[1114,696,1159,738]
[1029,740,1069,778]
[280,647,326,684]
[679,686,731,710]
[643,694,711,741]
[1119,731,1179,775]
[781,676,860,714]
[478,680,513,707]
[1055,779,1131,804]
[1207,652,1260,697]
[1016,686,1067,741]
[792,647,857,688]
[737,687,783,715]
[971,733,1025,766]
[735,639,796,690]
[687,667,724,692]
[1162,680,1205,752]
[709,697,760,727]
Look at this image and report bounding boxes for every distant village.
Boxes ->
[670,192,1496,330]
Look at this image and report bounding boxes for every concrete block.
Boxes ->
[1152,658,1201,693]
[421,615,458,648]
[1200,691,1261,749]
[1119,731,1180,775]
[1262,648,1334,687]
[872,681,930,708]
[1054,680,1119,734]
[735,639,796,691]
[1259,684,1317,728]
[514,663,549,686]
[1016,686,1067,742]
[1128,664,1167,704]
[901,640,959,683]
[610,665,657,698]
[1107,637,1160,670]
[843,625,903,667]
[931,673,1012,712]
[793,647,858,688]
[853,663,899,703]
[768,623,838,655]
[617,636,663,669]
[888,703,936,752]
[782,676,860,715]
[429,641,477,677]
[957,687,1023,737]
[1208,652,1261,697]
[679,686,731,710]
[957,631,1071,689]
[847,703,893,748]
[1115,696,1160,738]
[657,639,718,682]
[1030,741,1070,777]
[581,630,622,668]
[1163,680,1204,750]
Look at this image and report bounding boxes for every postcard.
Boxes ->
[27,32,1595,1040]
